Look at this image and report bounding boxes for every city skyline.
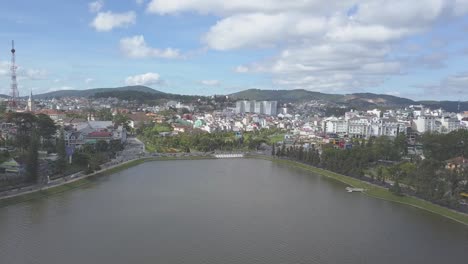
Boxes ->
[0,0,468,100]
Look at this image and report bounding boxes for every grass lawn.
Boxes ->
[268,133,285,144]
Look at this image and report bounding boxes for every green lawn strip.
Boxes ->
[268,133,285,144]
[250,155,468,226]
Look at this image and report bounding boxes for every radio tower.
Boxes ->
[8,40,19,109]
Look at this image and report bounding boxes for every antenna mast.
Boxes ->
[8,40,19,109]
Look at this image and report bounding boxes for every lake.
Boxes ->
[1,159,467,263]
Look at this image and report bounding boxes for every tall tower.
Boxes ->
[8,40,19,109]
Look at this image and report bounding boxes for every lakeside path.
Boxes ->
[1,153,468,227]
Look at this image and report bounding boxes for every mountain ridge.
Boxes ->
[2,86,465,111]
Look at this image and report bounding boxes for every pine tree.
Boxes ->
[56,128,67,174]
[390,179,402,195]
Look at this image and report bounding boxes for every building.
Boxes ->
[370,118,405,137]
[26,90,35,112]
[85,131,113,144]
[264,101,278,116]
[236,100,277,116]
[348,117,371,138]
[254,101,265,114]
[440,116,460,133]
[126,112,153,129]
[37,109,66,122]
[323,117,347,134]
[236,101,250,114]
[414,116,438,133]
[0,158,21,174]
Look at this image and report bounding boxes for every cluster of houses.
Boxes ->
[62,119,127,149]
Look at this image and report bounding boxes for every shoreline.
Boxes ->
[0,155,214,207]
[249,155,468,226]
[1,154,468,226]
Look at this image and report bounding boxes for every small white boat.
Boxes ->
[346,187,365,193]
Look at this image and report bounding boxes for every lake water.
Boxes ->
[1,159,467,264]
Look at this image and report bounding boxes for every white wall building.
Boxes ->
[348,117,371,138]
[414,116,438,133]
[440,116,460,133]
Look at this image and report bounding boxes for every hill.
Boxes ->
[27,86,467,112]
[229,89,468,111]
[344,93,416,108]
[229,89,416,108]
[417,101,468,113]
[229,89,343,103]
[33,85,164,99]
[93,90,202,103]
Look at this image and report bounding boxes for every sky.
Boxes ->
[0,0,468,100]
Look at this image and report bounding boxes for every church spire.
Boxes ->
[27,88,35,112]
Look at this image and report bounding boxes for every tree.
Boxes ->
[271,144,275,156]
[390,179,402,195]
[26,131,40,183]
[36,114,57,140]
[96,108,113,121]
[394,133,408,157]
[113,113,131,131]
[6,112,37,152]
[377,166,384,183]
[95,140,109,152]
[280,143,286,156]
[56,129,67,173]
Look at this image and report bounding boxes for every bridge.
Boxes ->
[214,154,244,159]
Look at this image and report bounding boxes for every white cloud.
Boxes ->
[146,0,351,16]
[136,0,145,5]
[415,71,468,96]
[199,80,220,86]
[24,69,48,80]
[356,0,466,28]
[144,0,468,92]
[88,1,104,13]
[235,65,249,73]
[125,72,162,86]
[1,61,48,80]
[45,86,74,93]
[120,35,182,58]
[85,78,94,84]
[90,11,136,32]
[0,61,9,76]
[203,13,290,50]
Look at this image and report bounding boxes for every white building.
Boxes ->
[264,101,278,116]
[235,100,277,116]
[323,117,347,134]
[369,118,405,137]
[26,90,35,112]
[414,116,438,133]
[440,116,460,133]
[254,101,264,114]
[348,117,371,138]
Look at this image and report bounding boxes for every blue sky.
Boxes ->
[0,0,467,100]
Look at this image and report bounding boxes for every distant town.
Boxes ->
[0,40,467,215]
